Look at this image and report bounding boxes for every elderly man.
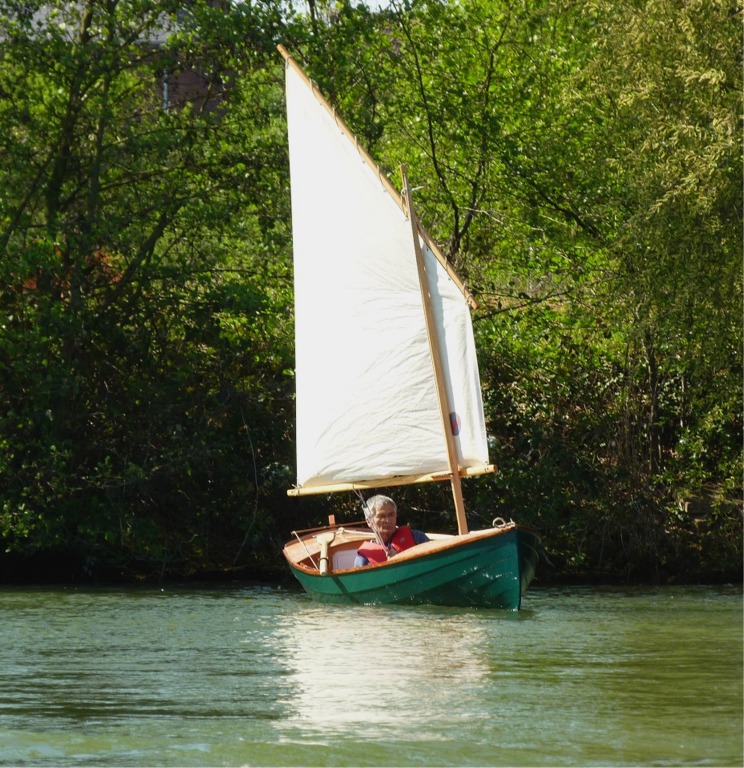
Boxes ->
[354,494,429,567]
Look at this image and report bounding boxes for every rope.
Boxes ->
[292,530,318,569]
[492,517,513,529]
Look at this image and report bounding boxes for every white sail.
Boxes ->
[285,60,488,491]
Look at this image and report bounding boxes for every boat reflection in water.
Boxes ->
[275,601,507,738]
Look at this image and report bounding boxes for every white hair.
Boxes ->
[364,494,396,523]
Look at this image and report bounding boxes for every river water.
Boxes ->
[0,584,740,767]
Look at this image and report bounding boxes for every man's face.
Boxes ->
[369,504,397,542]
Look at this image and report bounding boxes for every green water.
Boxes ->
[0,584,740,767]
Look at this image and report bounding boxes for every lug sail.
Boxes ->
[283,52,489,493]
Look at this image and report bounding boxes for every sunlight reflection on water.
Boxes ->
[277,603,498,735]
[0,584,740,767]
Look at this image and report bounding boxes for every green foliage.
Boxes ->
[0,0,294,576]
[0,0,739,582]
[290,0,741,580]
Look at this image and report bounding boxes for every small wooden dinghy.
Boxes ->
[284,518,541,609]
[278,46,541,609]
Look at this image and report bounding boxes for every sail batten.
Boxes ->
[283,51,489,493]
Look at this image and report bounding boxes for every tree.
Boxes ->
[285,0,742,579]
[0,0,295,576]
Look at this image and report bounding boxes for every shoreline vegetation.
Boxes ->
[0,527,740,589]
[1,2,741,587]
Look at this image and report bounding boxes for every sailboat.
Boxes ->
[278,46,541,609]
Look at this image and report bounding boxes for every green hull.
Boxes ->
[288,527,541,610]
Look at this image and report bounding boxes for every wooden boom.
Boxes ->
[286,464,497,497]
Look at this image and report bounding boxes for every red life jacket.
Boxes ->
[357,526,416,565]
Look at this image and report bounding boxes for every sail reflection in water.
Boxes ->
[276,602,497,737]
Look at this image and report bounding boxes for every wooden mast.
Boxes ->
[401,165,469,536]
